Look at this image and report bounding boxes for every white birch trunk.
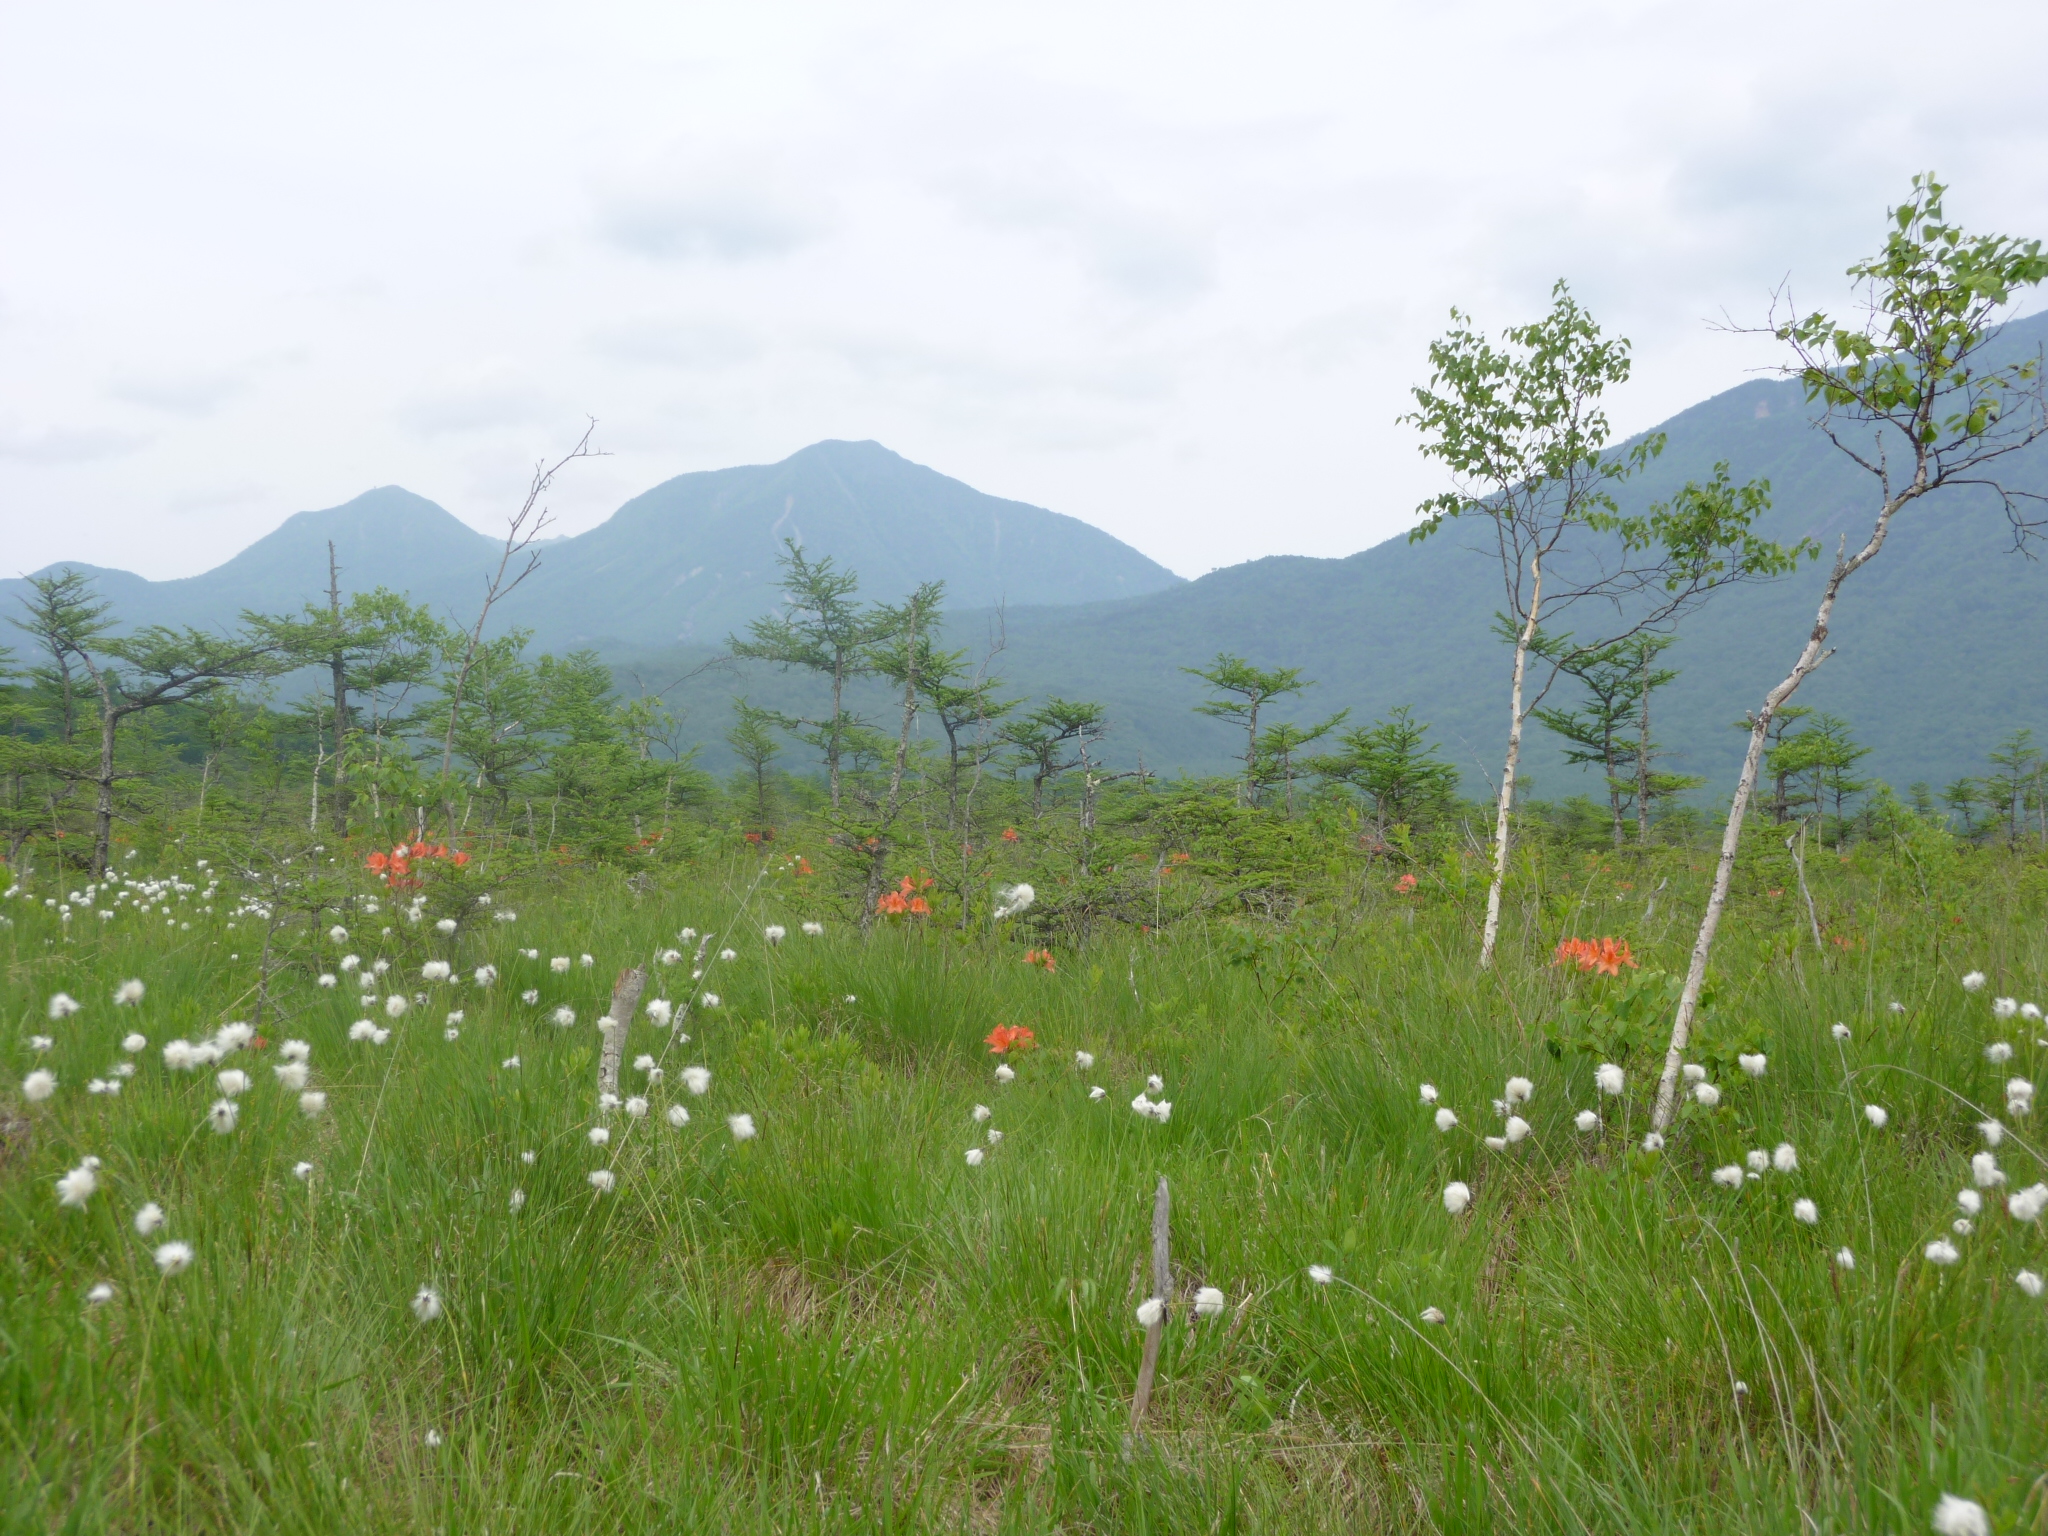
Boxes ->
[1478,560,1542,969]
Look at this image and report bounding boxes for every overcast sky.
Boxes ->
[4,1,2046,584]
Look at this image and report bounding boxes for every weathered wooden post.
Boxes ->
[597,966,647,1101]
[1129,1175,1171,1432]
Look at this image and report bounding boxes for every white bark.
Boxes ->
[1478,559,1542,969]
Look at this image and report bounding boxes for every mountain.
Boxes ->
[0,442,1183,652]
[7,322,2046,801]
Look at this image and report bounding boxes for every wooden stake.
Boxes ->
[597,966,646,1101]
[1129,1175,1171,1432]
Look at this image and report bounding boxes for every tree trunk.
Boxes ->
[92,707,120,879]
[1636,651,1653,846]
[1478,559,1542,969]
[1651,517,1901,1131]
[328,541,352,836]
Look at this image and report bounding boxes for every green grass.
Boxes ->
[4,837,2046,1533]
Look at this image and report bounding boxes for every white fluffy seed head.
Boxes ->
[1194,1286,1226,1318]
[1712,1165,1744,1189]
[1738,1053,1767,1078]
[1439,1107,1462,1132]
[1957,1189,1983,1216]
[667,1104,689,1127]
[588,1169,615,1193]
[1961,971,1987,992]
[1503,1115,1531,1143]
[1595,1062,1625,1096]
[411,1287,443,1322]
[1135,1297,1164,1328]
[154,1241,194,1275]
[1931,1493,1990,1536]
[1574,1109,1598,1133]
[965,1147,984,1166]
[1864,1104,1889,1129]
[1793,1198,1818,1225]
[1442,1181,1471,1215]
[1924,1240,1960,1267]
[683,1066,711,1095]
[1418,1083,1439,1105]
[1693,1082,1722,1108]
[727,1113,757,1141]
[23,1069,57,1102]
[1773,1143,1798,1173]
[1503,1076,1533,1106]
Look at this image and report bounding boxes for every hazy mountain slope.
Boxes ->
[0,442,1182,652]
[525,440,1183,650]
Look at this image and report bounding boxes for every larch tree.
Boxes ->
[1405,282,1806,968]
[1652,176,2048,1131]
[1182,654,1309,806]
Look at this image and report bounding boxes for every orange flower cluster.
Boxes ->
[985,1024,1037,1054]
[1023,948,1056,972]
[1001,827,1021,842]
[1552,936,1638,976]
[1395,873,1418,893]
[366,840,469,889]
[876,874,934,917]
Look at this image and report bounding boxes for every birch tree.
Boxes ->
[1405,282,1805,967]
[1651,176,2048,1131]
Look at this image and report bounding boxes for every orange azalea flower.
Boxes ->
[366,850,389,871]
[1024,948,1057,971]
[1395,873,1418,893]
[985,1024,1037,1054]
[1001,827,1020,842]
[876,890,910,916]
[907,896,931,916]
[1552,937,1638,976]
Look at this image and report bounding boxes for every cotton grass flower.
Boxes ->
[521,989,540,1005]
[801,921,823,936]
[1992,997,2018,1020]
[1642,1132,1665,1152]
[1440,1108,1464,1132]
[216,1068,250,1097]
[1978,1119,2005,1147]
[1712,1165,1745,1189]
[1420,1305,1446,1324]
[763,925,785,945]
[56,1164,98,1207]
[2007,1078,2035,1116]
[208,1099,239,1134]
[659,949,682,965]
[728,1113,757,1141]
[1075,1050,1095,1070]
[1504,1076,1533,1107]
[701,993,721,1008]
[1773,1143,1799,1173]
[1738,1053,1767,1077]
[1744,1150,1768,1174]
[1574,1109,1598,1132]
[22,1069,56,1102]
[683,1066,711,1095]
[1831,1022,1852,1040]
[1864,1104,1889,1129]
[318,973,338,988]
[114,979,145,1006]
[48,993,81,1019]
[382,994,409,1019]
[587,1126,610,1146]
[588,1169,616,1193]
[718,948,737,962]
[1693,1082,1722,1107]
[1194,1286,1226,1318]
[293,1162,313,1180]
[501,1056,520,1070]
[508,1189,525,1213]
[421,960,451,982]
[1503,1115,1531,1143]
[1793,1198,1818,1224]
[624,1097,648,1119]
[667,1104,690,1127]
[411,1287,443,1322]
[1985,1041,2014,1064]
[328,924,349,944]
[87,1282,114,1306]
[1957,1189,1983,1216]
[1307,1265,1334,1285]
[348,1020,380,1042]
[994,1064,1015,1084]
[1972,1152,2005,1188]
[1835,1247,1855,1270]
[1682,1063,1706,1084]
[154,1241,194,1276]
[435,918,457,935]
[1089,1086,1107,1101]
[474,965,497,986]
[1924,1240,1961,1266]
[993,883,1035,920]
[645,999,674,1027]
[2017,1270,2045,1298]
[1931,1493,1990,1536]
[122,1033,146,1053]
[1418,1083,1439,1105]
[965,1147,984,1167]
[340,954,360,972]
[135,1202,165,1235]
[972,1104,993,1123]
[551,1006,576,1027]
[1595,1062,1624,1096]
[2008,1183,2048,1222]
[1484,1136,1507,1151]
[1443,1181,1471,1215]
[550,956,571,973]
[1134,1297,1164,1328]
[298,1091,327,1117]
[1962,971,1987,992]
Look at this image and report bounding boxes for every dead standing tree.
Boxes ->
[1651,177,2048,1131]
[1404,282,1806,969]
[439,420,601,780]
